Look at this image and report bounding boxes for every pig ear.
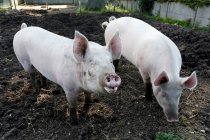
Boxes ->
[181,71,197,90]
[154,71,169,86]
[107,32,122,60]
[73,31,89,62]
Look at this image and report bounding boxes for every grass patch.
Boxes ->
[0,8,7,13]
[144,14,209,32]
[144,14,191,27]
[104,2,130,13]
[76,3,131,14]
[155,131,184,140]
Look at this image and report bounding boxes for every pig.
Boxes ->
[13,23,122,125]
[102,17,197,122]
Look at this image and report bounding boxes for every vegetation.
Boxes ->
[145,14,191,27]
[156,0,210,8]
[87,0,106,10]
[137,0,155,14]
[155,131,183,140]
[104,2,130,13]
[144,14,209,32]
[0,8,7,13]
[77,2,130,13]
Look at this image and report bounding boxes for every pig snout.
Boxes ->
[104,74,121,93]
[164,108,179,122]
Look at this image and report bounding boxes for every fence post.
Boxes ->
[9,0,13,8]
[192,6,198,28]
[13,0,17,9]
[79,0,81,13]
[208,18,210,33]
[165,1,169,18]
[45,0,48,10]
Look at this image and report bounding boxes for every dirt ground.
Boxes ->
[0,11,210,140]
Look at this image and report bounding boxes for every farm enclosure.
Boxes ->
[0,11,210,139]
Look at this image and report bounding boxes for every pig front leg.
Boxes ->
[65,90,79,125]
[139,70,153,100]
[113,59,119,72]
[145,82,153,100]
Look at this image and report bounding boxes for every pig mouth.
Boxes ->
[104,86,118,93]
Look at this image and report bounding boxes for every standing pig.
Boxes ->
[102,17,197,122]
[13,23,122,125]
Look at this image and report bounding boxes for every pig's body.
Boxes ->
[13,24,122,124]
[102,17,197,122]
[104,17,181,82]
[14,27,103,93]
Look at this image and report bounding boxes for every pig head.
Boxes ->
[102,16,198,122]
[153,71,197,122]
[73,31,122,94]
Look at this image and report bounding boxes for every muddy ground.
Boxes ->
[0,11,210,140]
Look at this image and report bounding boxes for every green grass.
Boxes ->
[0,8,7,13]
[155,131,184,140]
[144,14,191,27]
[104,2,130,13]
[144,14,209,32]
[76,3,131,14]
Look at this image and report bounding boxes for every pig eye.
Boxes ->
[160,92,166,97]
[88,70,92,76]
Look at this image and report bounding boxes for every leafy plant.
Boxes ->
[76,2,130,13]
[105,2,130,12]
[155,131,183,140]
[0,8,7,13]
[138,0,155,14]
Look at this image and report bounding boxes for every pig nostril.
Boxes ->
[106,77,111,82]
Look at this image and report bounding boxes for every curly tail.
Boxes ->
[109,16,116,22]
[21,23,27,29]
[101,16,116,30]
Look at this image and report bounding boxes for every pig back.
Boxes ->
[14,27,77,85]
[105,17,182,75]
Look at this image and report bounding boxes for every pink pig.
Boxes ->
[102,17,197,122]
[13,23,122,125]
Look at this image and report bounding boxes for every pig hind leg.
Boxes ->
[40,75,47,87]
[20,60,39,93]
[83,92,91,112]
[145,81,153,100]
[139,69,153,100]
